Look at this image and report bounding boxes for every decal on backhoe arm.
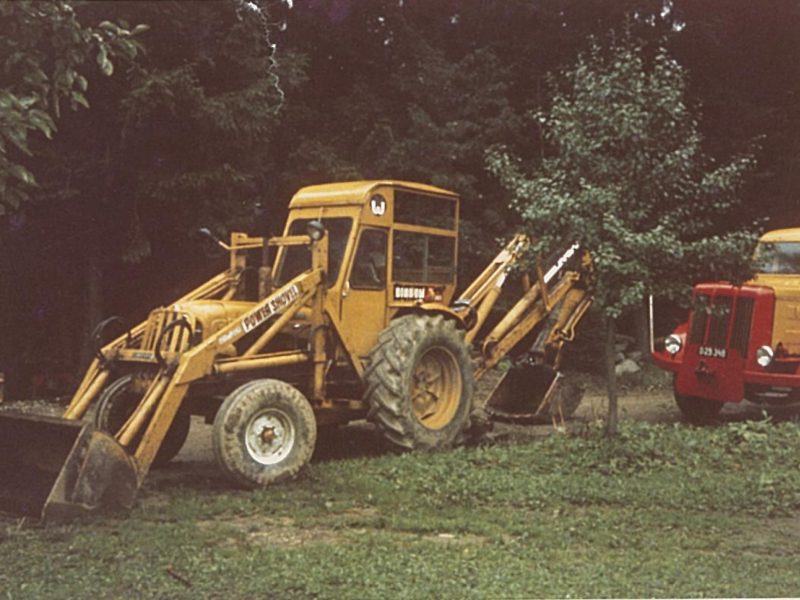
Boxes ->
[544,242,581,284]
[242,284,301,333]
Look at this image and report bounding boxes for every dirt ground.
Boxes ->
[169,386,800,470]
[3,385,799,492]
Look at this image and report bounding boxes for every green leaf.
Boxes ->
[97,45,113,76]
[71,91,89,109]
[98,20,121,35]
[5,129,32,156]
[9,164,35,185]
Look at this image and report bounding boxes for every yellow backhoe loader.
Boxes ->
[0,181,592,522]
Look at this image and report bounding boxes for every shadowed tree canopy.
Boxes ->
[0,0,144,215]
[0,0,799,401]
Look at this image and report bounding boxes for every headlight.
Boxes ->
[306,220,326,241]
[756,345,774,368]
[664,334,682,356]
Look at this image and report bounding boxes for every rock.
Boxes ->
[627,351,643,362]
[615,358,641,376]
[615,352,626,364]
[615,334,635,352]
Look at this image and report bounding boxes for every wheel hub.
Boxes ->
[411,346,462,430]
[260,427,277,444]
[245,409,295,465]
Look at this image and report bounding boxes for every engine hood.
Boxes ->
[170,300,256,339]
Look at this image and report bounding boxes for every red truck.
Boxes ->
[652,228,800,421]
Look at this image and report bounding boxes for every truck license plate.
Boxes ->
[698,346,727,359]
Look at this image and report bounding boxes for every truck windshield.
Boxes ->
[275,218,352,284]
[754,242,800,274]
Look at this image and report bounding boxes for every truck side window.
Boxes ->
[350,229,388,290]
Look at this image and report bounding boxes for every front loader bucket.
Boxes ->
[485,364,583,424]
[0,412,138,523]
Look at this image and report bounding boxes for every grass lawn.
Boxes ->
[2,418,800,599]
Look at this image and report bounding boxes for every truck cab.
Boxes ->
[653,228,800,421]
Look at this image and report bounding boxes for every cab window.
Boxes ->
[394,191,456,230]
[276,218,352,284]
[754,242,800,274]
[392,231,455,284]
[350,229,388,290]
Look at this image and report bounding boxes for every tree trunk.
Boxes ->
[605,316,619,436]
[634,298,651,362]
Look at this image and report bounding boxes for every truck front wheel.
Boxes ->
[675,392,723,424]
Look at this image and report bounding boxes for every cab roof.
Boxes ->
[760,228,800,243]
[289,180,458,209]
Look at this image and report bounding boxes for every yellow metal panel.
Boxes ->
[771,295,800,354]
[393,223,458,237]
[751,230,800,352]
[289,180,458,208]
[759,228,800,243]
[337,287,387,365]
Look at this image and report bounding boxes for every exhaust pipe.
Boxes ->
[0,412,138,522]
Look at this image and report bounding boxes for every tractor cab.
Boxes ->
[273,181,460,362]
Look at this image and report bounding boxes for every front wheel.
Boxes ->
[95,375,191,467]
[212,379,317,488]
[364,314,474,451]
[675,391,723,424]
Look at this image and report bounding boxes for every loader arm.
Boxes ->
[122,232,328,477]
[64,240,261,421]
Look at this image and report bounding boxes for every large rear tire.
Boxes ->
[364,314,474,450]
[95,375,191,467]
[213,379,317,488]
[675,391,723,424]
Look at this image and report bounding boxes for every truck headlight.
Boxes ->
[664,334,682,356]
[756,345,774,368]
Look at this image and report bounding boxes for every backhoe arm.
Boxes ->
[457,237,592,379]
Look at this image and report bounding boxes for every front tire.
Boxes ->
[95,375,191,467]
[212,379,317,488]
[675,391,723,424]
[364,314,474,450]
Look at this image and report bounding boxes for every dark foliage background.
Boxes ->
[1,0,799,399]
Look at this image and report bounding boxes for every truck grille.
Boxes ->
[729,297,754,357]
[140,309,194,355]
[688,292,754,357]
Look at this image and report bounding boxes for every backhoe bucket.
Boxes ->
[485,364,583,424]
[0,412,138,523]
